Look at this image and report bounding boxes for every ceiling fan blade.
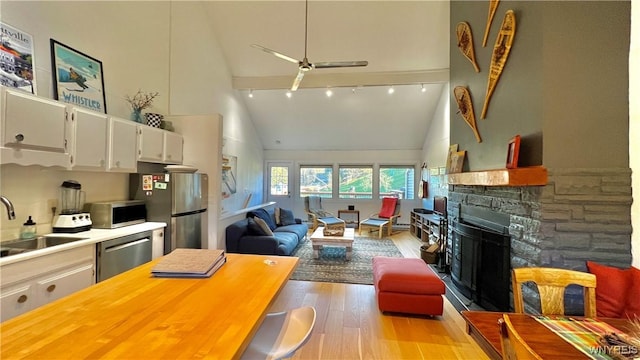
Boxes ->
[251,44,299,64]
[291,69,305,91]
[313,60,369,69]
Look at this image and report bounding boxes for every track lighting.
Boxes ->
[248,89,254,98]
[326,88,333,97]
[421,84,426,93]
[388,86,395,94]
[286,91,292,98]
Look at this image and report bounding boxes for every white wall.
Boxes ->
[631,0,639,268]
[166,2,265,248]
[420,84,450,209]
[263,149,422,223]
[0,1,171,240]
[0,2,264,248]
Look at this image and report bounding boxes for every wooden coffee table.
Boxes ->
[310,227,355,260]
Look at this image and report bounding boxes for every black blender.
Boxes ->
[52,180,92,233]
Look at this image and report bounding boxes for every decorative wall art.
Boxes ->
[0,22,36,94]
[454,86,481,143]
[482,0,500,47]
[50,39,107,113]
[481,10,516,119]
[446,144,459,174]
[449,151,467,174]
[506,135,521,169]
[222,154,237,199]
[456,22,480,72]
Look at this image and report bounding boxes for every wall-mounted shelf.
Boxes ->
[446,166,547,186]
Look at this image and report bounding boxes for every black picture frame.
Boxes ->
[50,39,107,113]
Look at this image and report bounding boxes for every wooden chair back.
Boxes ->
[498,314,543,360]
[511,267,597,318]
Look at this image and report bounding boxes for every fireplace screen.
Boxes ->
[451,221,511,311]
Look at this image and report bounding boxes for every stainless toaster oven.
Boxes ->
[88,200,146,229]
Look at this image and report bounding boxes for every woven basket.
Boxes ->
[420,245,439,264]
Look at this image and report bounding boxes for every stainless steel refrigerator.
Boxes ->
[130,173,208,254]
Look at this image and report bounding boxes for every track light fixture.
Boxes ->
[421,84,426,93]
[248,89,254,98]
[388,86,395,94]
[286,91,292,98]
[326,88,333,97]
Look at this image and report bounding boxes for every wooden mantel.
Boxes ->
[446,166,548,186]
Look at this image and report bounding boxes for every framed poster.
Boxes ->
[449,151,466,174]
[222,154,237,199]
[445,144,459,174]
[50,39,106,113]
[506,135,521,169]
[0,22,36,94]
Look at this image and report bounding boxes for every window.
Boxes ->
[339,166,372,199]
[269,166,288,195]
[300,166,332,198]
[379,166,415,199]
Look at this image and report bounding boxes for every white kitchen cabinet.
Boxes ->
[108,117,138,172]
[138,125,164,162]
[0,245,95,322]
[35,262,94,305]
[0,282,33,322]
[151,228,165,259]
[138,126,183,164]
[71,107,109,170]
[0,86,72,168]
[163,131,183,164]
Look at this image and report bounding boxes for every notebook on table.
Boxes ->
[151,248,226,278]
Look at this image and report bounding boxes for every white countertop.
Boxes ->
[0,222,166,266]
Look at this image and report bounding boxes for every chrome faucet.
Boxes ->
[1,195,16,220]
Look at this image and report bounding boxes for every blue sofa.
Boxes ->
[225,208,308,256]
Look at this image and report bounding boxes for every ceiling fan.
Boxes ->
[251,0,368,91]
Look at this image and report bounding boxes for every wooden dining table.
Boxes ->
[0,253,298,359]
[462,311,634,360]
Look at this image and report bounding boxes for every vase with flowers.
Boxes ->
[125,90,159,123]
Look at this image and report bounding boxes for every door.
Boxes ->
[171,173,208,214]
[266,161,294,210]
[171,211,206,250]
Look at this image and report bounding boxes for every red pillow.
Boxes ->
[586,261,631,318]
[378,197,397,218]
[623,266,640,319]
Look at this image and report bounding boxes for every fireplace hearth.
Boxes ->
[446,168,632,314]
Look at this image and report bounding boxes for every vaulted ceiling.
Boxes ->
[204,1,450,151]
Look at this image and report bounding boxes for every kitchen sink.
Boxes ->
[0,236,89,257]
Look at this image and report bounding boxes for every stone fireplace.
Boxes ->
[446,167,633,315]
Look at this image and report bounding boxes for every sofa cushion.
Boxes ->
[274,223,308,240]
[247,217,270,236]
[253,217,274,236]
[586,261,631,318]
[278,208,297,226]
[624,266,640,318]
[248,208,277,230]
[272,232,300,255]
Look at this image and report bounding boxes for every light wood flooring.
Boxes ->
[267,230,490,359]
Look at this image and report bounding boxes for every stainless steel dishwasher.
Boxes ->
[97,231,152,282]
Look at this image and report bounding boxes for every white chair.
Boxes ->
[241,306,316,360]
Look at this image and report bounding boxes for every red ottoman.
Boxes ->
[372,256,445,316]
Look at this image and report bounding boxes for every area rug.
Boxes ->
[289,234,404,285]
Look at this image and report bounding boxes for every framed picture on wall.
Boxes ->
[50,39,107,113]
[449,150,466,173]
[0,22,36,94]
[446,144,459,174]
[506,135,521,169]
